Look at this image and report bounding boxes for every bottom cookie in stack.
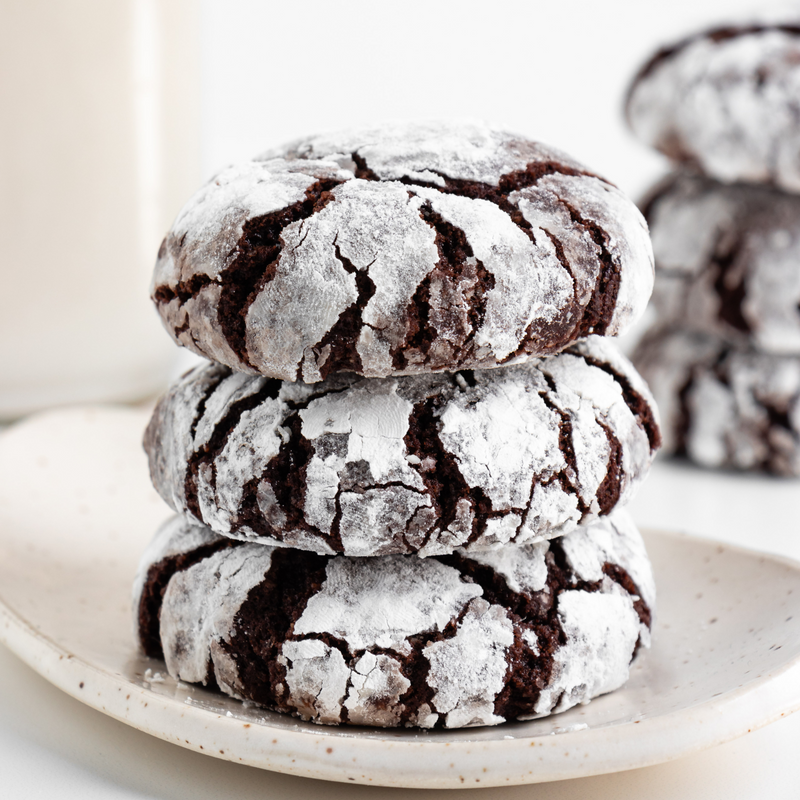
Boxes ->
[133,508,654,729]
[633,328,800,476]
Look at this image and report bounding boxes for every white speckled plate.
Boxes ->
[1,406,800,789]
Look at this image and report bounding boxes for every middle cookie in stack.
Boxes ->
[139,121,661,728]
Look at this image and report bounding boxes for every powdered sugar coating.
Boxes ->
[263,120,587,186]
[293,556,481,652]
[152,121,653,381]
[423,599,513,728]
[144,336,660,557]
[160,544,272,690]
[133,509,654,728]
[627,23,800,191]
[633,328,800,475]
[530,584,642,717]
[131,514,224,638]
[644,173,800,354]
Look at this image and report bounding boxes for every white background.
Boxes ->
[198,0,770,201]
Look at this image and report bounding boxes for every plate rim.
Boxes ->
[3,527,800,789]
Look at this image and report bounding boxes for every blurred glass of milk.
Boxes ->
[0,0,200,419]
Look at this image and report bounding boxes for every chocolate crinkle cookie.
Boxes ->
[643,173,800,354]
[633,328,800,476]
[133,509,654,729]
[144,336,660,557]
[151,121,654,381]
[626,20,800,191]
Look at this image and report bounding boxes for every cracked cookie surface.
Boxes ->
[633,327,800,476]
[151,121,653,381]
[643,173,800,354]
[144,336,660,557]
[133,509,654,729]
[627,20,800,191]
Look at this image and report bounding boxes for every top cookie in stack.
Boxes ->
[625,21,800,475]
[137,121,661,728]
[151,121,654,382]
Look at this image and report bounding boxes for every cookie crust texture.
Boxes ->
[643,173,800,354]
[144,336,660,558]
[627,21,800,191]
[133,509,654,729]
[151,121,654,382]
[633,328,800,476]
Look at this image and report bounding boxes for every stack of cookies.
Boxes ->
[134,121,661,729]
[627,20,800,476]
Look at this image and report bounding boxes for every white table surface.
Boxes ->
[1,450,799,798]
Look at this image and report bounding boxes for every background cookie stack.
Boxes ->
[626,20,800,476]
[134,121,661,728]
